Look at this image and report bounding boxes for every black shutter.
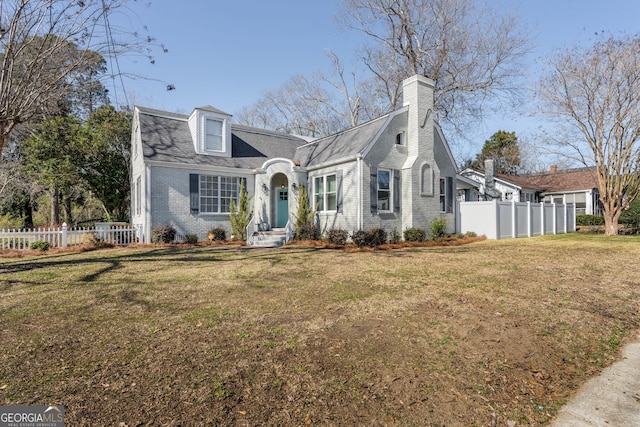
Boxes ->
[447,176,454,213]
[307,176,313,209]
[370,166,378,214]
[393,169,401,213]
[190,174,199,214]
[336,170,343,213]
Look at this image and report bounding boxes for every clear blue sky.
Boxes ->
[111,0,640,159]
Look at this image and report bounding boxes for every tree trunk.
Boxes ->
[602,207,621,236]
[63,194,73,225]
[51,187,60,226]
[23,195,34,229]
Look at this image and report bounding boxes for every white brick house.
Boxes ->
[130,75,458,244]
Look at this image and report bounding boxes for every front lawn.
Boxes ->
[1,234,639,425]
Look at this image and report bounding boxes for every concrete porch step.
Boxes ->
[249,229,287,248]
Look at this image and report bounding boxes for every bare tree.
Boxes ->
[235,74,349,138]
[0,0,165,154]
[340,0,530,133]
[538,34,640,235]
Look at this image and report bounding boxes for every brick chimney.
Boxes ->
[550,164,558,173]
[402,75,435,159]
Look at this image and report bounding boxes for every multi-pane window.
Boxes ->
[378,169,391,211]
[220,177,238,212]
[200,175,240,213]
[205,119,223,151]
[314,174,337,211]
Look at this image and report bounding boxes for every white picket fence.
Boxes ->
[0,222,139,251]
[457,200,576,240]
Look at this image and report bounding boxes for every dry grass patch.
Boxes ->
[1,234,639,426]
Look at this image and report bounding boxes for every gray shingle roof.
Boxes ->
[294,114,389,167]
[196,105,232,116]
[137,105,392,170]
[137,106,304,169]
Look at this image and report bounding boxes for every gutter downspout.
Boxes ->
[357,154,363,231]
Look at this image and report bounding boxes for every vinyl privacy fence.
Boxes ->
[1,223,139,251]
[457,200,576,240]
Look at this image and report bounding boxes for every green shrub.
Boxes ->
[294,185,317,240]
[30,240,50,251]
[326,228,348,245]
[151,225,176,243]
[351,230,369,248]
[208,227,226,241]
[229,180,252,240]
[430,217,447,241]
[295,223,318,240]
[619,199,640,233]
[404,227,426,242]
[368,228,387,246]
[576,214,604,226]
[184,234,198,244]
[465,231,477,238]
[350,228,387,247]
[389,228,401,244]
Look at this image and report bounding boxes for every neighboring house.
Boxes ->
[459,161,602,215]
[130,75,459,245]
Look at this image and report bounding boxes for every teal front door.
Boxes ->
[276,189,289,228]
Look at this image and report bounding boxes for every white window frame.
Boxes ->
[199,175,241,214]
[395,131,405,146]
[314,174,337,212]
[378,169,392,212]
[204,118,224,152]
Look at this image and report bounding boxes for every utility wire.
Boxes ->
[101,0,129,109]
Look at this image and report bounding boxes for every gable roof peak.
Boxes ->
[193,105,232,117]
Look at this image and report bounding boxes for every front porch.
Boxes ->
[246,159,304,247]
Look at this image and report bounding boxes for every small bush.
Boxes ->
[576,214,604,226]
[295,223,318,240]
[151,225,176,243]
[184,234,198,244]
[208,227,226,241]
[404,227,426,242]
[326,228,348,245]
[465,231,477,238]
[350,228,387,247]
[389,228,401,244]
[80,234,113,251]
[430,217,447,241]
[368,228,387,246]
[30,240,50,251]
[619,199,640,233]
[351,230,369,248]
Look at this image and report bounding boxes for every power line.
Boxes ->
[101,0,129,109]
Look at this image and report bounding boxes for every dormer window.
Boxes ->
[205,119,223,151]
[188,106,232,158]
